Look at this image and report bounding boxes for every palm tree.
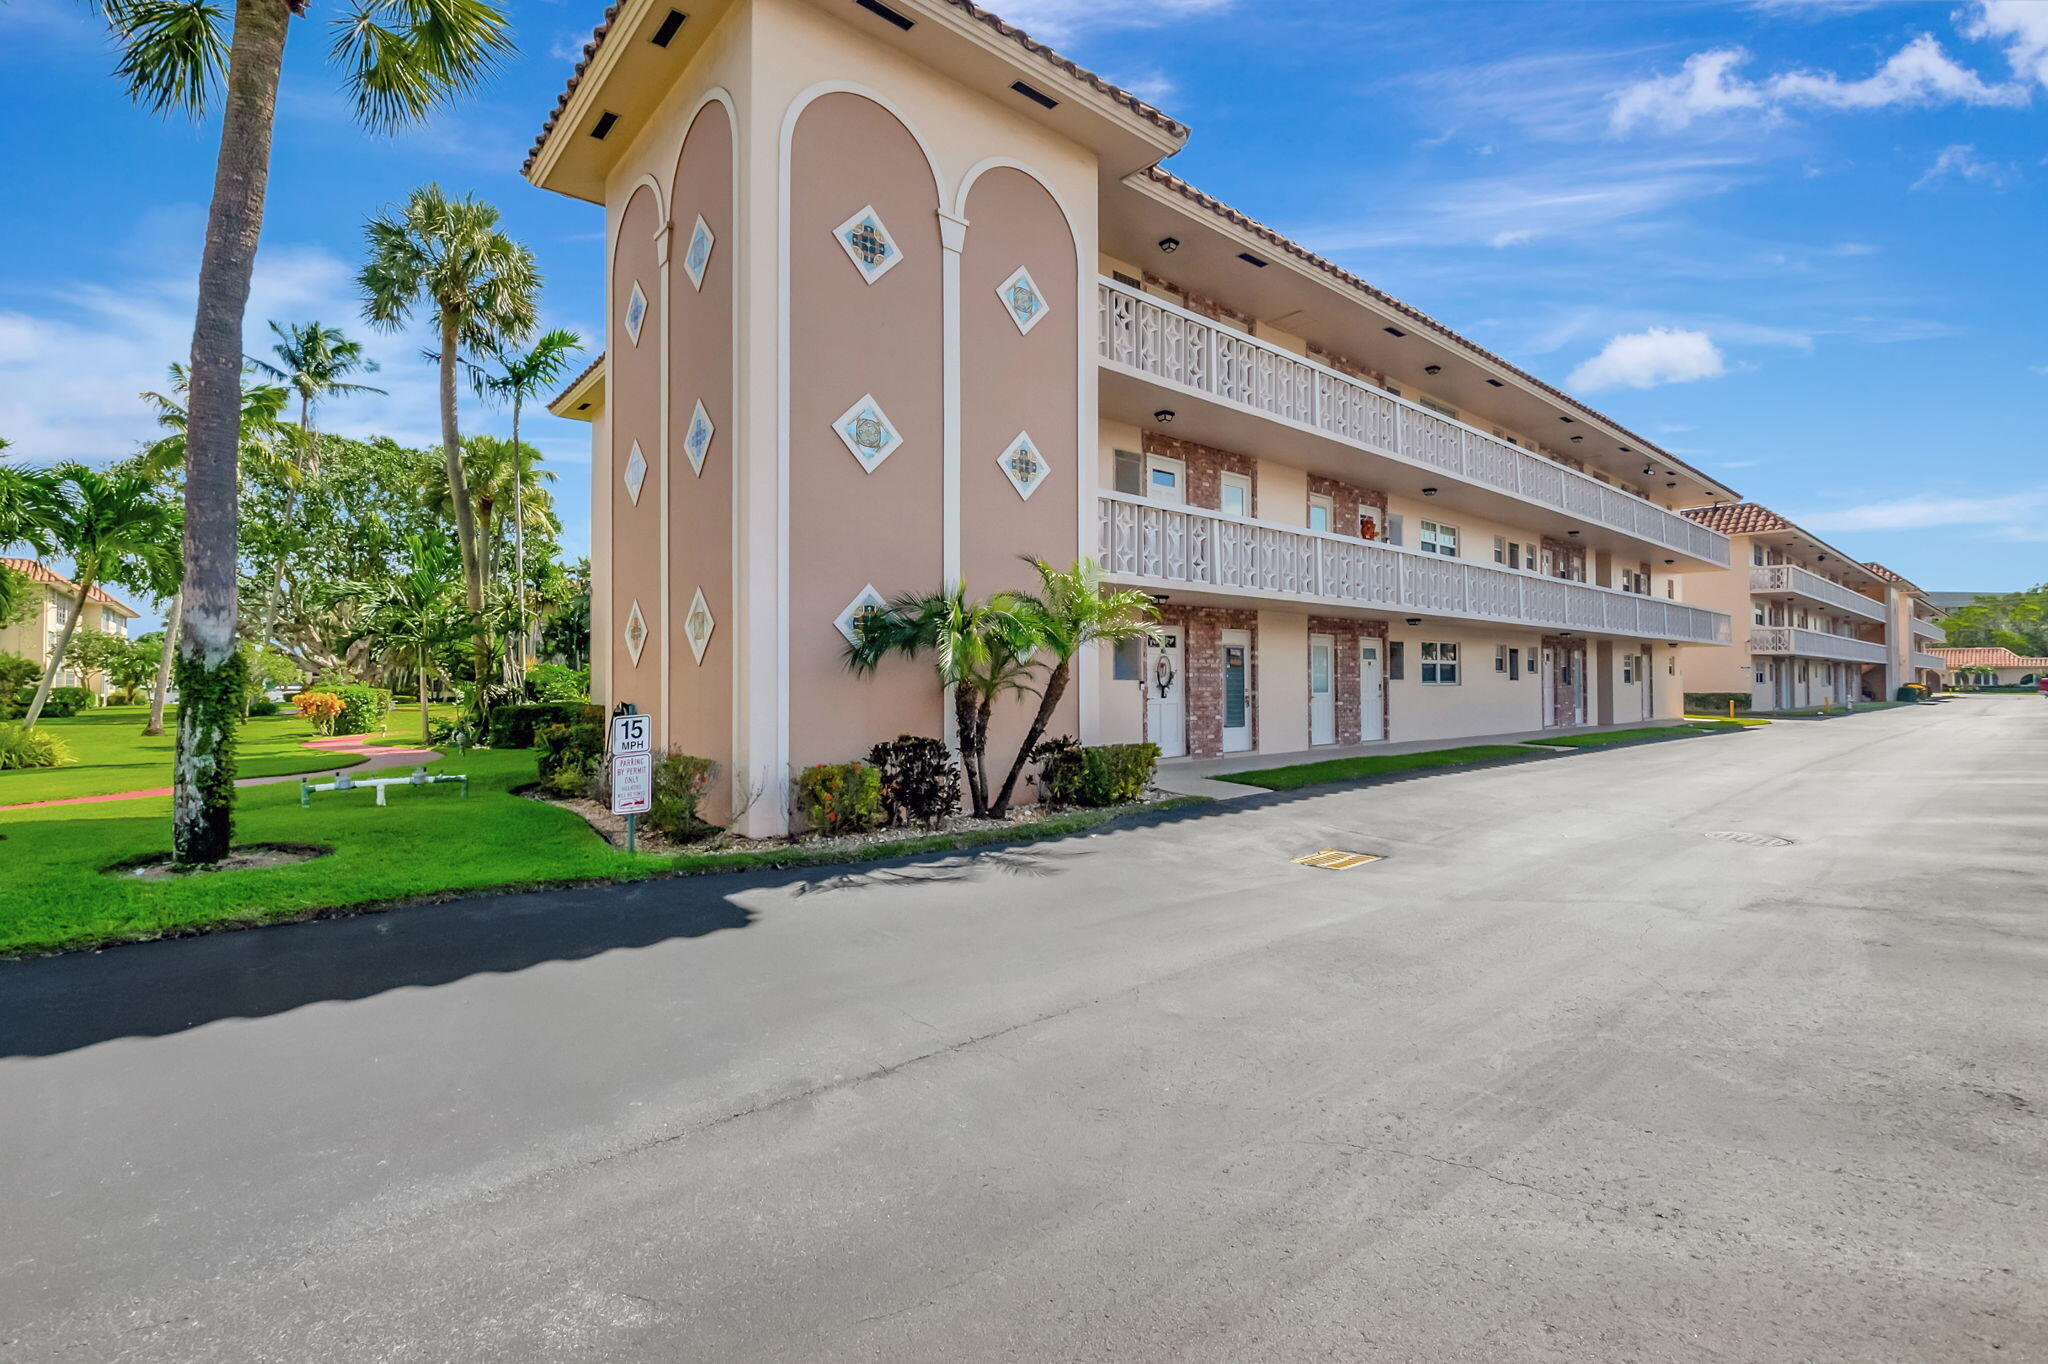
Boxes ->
[88,0,512,862]
[244,321,385,674]
[989,558,1161,816]
[22,467,180,728]
[136,366,293,736]
[847,585,1038,818]
[349,531,464,740]
[0,438,68,624]
[468,329,582,670]
[359,185,539,702]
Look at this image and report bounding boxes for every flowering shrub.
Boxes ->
[866,735,960,827]
[796,761,884,835]
[294,691,346,735]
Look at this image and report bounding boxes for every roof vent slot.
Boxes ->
[650,9,687,46]
[1010,80,1060,110]
[1236,252,1269,268]
[589,111,619,140]
[1382,326,1406,338]
[855,0,915,29]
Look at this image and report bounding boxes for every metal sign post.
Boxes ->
[609,704,653,851]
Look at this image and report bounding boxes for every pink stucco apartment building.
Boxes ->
[529,0,1764,834]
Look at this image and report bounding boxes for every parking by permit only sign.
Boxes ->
[611,751,653,816]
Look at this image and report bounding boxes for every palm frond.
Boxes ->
[102,0,229,116]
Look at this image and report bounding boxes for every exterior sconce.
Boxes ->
[1424,364,1442,375]
[1421,487,1438,496]
[1404,617,1422,626]
[1157,237,1180,253]
[1153,409,1175,424]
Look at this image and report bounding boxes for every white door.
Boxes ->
[1147,628,1185,758]
[1145,455,1186,505]
[1640,653,1655,721]
[1309,634,1336,746]
[1359,643,1384,741]
[1221,629,1253,753]
[1541,646,1559,727]
[1219,471,1252,519]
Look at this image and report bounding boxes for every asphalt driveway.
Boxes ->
[2,695,2042,1361]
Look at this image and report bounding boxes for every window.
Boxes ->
[1755,669,1767,685]
[1145,455,1186,503]
[1496,644,1508,672]
[1111,270,1141,288]
[1219,471,1252,518]
[1752,544,1767,566]
[1753,603,1766,625]
[1113,449,1143,495]
[1387,640,1405,680]
[1525,542,1539,571]
[1307,493,1333,533]
[1510,647,1521,680]
[1419,521,1458,557]
[1112,637,1141,681]
[1493,535,1507,565]
[1622,655,1636,684]
[1419,397,1459,420]
[1385,513,1405,547]
[1420,641,1460,684]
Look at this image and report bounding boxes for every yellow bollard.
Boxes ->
[1728,699,1736,720]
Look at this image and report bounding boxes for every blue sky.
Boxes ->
[2,0,2044,630]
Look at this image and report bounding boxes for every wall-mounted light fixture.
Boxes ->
[1404,617,1422,626]
[1424,364,1442,375]
[1421,487,1438,496]
[1157,237,1180,253]
[1153,409,1175,424]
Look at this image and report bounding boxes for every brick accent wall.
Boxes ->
[1157,604,1259,758]
[1308,615,1389,744]
[1142,272,1254,331]
[1307,473,1389,540]
[1144,431,1255,515]
[1542,537,1587,581]
[1305,342,1387,388]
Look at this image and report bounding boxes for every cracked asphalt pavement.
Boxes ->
[2,695,2043,1361]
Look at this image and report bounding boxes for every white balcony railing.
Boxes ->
[1748,564,1886,622]
[1098,493,1732,645]
[1747,626,1888,665]
[1096,278,1732,568]
[1912,652,1949,673]
[1912,616,1946,643]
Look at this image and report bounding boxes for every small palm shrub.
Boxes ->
[1033,738,1160,808]
[866,735,960,827]
[796,761,884,835]
[0,721,72,770]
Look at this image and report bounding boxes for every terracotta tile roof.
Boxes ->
[1679,502,1792,537]
[1138,169,1734,499]
[1861,561,1922,593]
[522,0,1187,178]
[0,558,138,615]
[1929,646,2048,669]
[550,350,607,410]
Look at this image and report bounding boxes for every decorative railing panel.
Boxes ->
[1748,565,1886,622]
[1099,279,1732,568]
[1098,494,1731,645]
[1911,616,1945,642]
[1746,626,1887,664]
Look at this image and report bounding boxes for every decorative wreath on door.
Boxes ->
[1154,649,1177,697]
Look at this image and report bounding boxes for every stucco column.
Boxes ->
[654,215,674,750]
[938,208,968,751]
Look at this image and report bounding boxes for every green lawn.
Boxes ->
[1525,721,1746,749]
[1684,713,1773,727]
[1215,744,1544,792]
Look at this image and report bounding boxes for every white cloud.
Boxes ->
[1568,328,1728,391]
[1961,0,2048,91]
[1611,34,2025,132]
[1488,229,1535,248]
[1111,69,1178,105]
[1794,489,2048,534]
[1912,142,2010,189]
[985,0,1231,45]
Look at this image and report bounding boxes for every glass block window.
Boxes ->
[834,584,889,645]
[683,214,715,291]
[684,587,715,664]
[684,400,715,476]
[623,441,647,504]
[833,394,903,472]
[996,431,1050,501]
[833,205,902,283]
[624,599,649,665]
[625,282,647,343]
[995,266,1049,334]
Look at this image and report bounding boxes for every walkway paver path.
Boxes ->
[0,733,444,812]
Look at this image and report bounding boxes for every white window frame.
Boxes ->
[1622,655,1637,684]
[1492,535,1507,565]
[1495,645,1508,673]
[1219,471,1253,519]
[1419,520,1459,558]
[1419,641,1460,685]
[1306,492,1333,534]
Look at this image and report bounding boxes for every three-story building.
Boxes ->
[530,0,1740,832]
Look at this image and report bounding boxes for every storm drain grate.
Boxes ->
[1704,831,1795,849]
[1292,849,1384,870]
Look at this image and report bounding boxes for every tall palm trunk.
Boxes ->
[245,393,311,716]
[510,393,527,675]
[173,0,289,864]
[145,591,182,736]
[990,661,1070,817]
[417,643,431,741]
[437,317,490,694]
[22,571,96,728]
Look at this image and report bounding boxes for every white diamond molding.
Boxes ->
[683,214,714,291]
[996,430,1050,501]
[623,441,647,504]
[683,587,715,664]
[833,394,904,473]
[624,599,649,665]
[834,584,889,646]
[684,400,714,476]
[625,281,647,343]
[833,205,902,284]
[996,265,1049,335]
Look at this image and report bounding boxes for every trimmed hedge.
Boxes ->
[1034,738,1160,808]
[489,702,604,750]
[651,753,718,840]
[1684,692,1752,714]
[535,719,604,796]
[796,761,885,834]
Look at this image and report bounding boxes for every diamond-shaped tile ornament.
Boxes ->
[624,599,649,665]
[683,400,714,476]
[996,266,1049,335]
[683,587,715,664]
[623,441,647,504]
[996,431,1050,501]
[683,214,714,291]
[833,394,903,473]
[833,205,902,284]
[624,282,648,343]
[834,584,890,646]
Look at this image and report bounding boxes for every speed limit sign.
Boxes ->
[610,712,651,756]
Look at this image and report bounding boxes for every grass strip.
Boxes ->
[1525,721,1746,749]
[1213,744,1542,792]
